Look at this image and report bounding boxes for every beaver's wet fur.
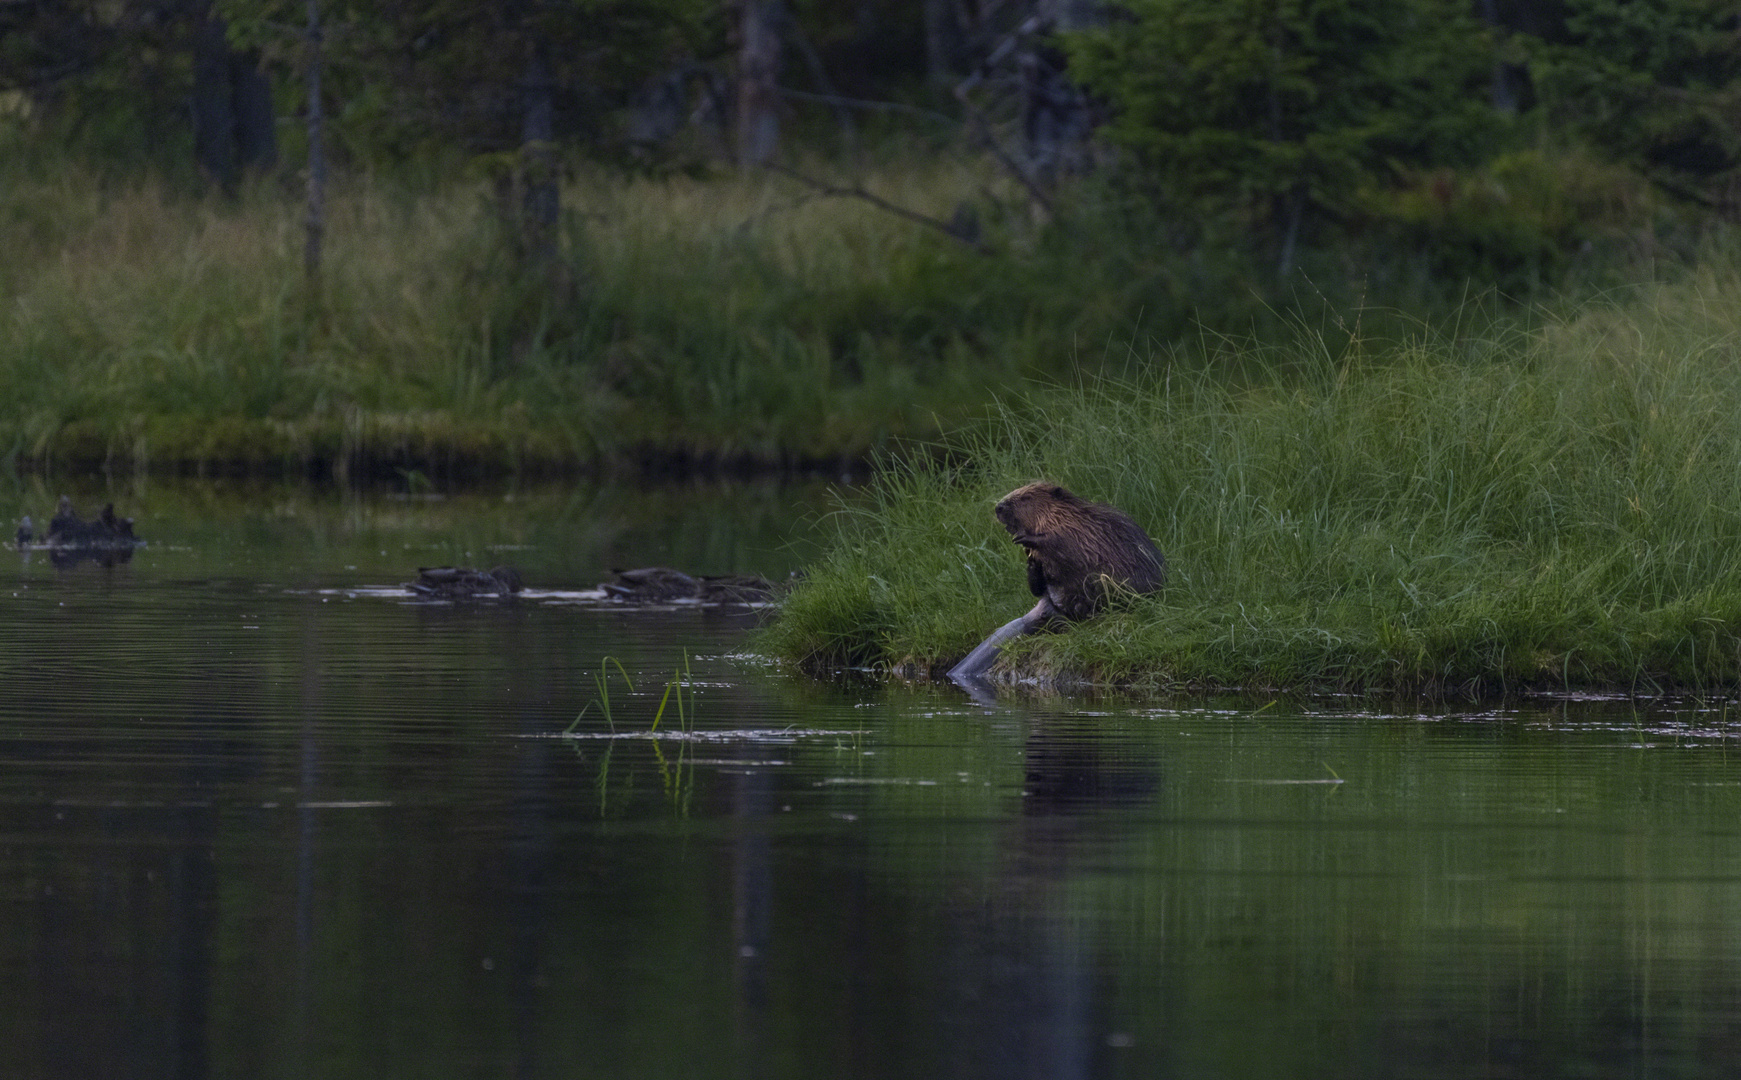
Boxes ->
[994,482,1165,621]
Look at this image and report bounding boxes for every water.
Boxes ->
[2,479,1741,1079]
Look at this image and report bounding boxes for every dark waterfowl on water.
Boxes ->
[603,567,700,601]
[45,496,78,541]
[21,495,144,568]
[98,503,135,540]
[407,565,525,599]
[602,567,776,605]
[41,496,141,551]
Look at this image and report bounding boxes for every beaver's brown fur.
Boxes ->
[994,482,1165,621]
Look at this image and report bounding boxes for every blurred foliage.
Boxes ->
[1063,0,1502,240]
[1062,0,1741,276]
[3,0,1739,274]
[1535,0,1741,211]
[4,0,1741,479]
[217,0,719,165]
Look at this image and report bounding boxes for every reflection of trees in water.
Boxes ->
[19,535,1741,1080]
[7,776,217,1080]
[938,716,1163,1080]
[922,707,1741,1080]
[44,545,136,570]
[730,756,774,1076]
[505,700,558,1080]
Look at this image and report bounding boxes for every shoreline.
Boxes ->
[881,658,1733,702]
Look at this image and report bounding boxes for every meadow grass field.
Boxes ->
[0,153,1071,477]
[4,147,1622,479]
[761,269,1741,696]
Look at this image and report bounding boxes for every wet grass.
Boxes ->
[762,270,1741,697]
[2,167,583,476]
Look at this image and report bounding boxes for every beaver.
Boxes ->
[993,481,1166,622]
[603,567,777,605]
[408,566,524,598]
[949,482,1166,684]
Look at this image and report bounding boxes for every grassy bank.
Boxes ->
[3,142,1681,480]
[762,267,1741,696]
[0,153,1084,478]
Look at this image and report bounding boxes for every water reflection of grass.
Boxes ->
[566,654,695,816]
[649,653,695,816]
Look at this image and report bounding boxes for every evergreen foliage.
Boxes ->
[1536,0,1741,208]
[3,0,1741,493]
[219,0,714,163]
[1063,0,1501,242]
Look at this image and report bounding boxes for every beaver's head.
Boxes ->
[995,482,1076,535]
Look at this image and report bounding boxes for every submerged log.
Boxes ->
[947,596,1055,684]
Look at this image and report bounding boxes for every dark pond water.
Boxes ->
[3,478,1741,1080]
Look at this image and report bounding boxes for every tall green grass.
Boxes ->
[3,134,1729,480]
[0,154,1057,475]
[9,145,1670,478]
[762,270,1741,695]
[1,167,586,474]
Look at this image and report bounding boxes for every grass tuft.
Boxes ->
[762,280,1741,696]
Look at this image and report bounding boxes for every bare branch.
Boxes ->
[953,15,1056,216]
[777,88,959,127]
[953,92,1054,218]
[761,161,992,254]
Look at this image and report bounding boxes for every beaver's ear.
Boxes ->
[1051,485,1067,498]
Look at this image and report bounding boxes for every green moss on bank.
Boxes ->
[761,272,1741,697]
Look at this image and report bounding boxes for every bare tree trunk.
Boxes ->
[737,0,782,166]
[520,44,558,266]
[1276,186,1303,279]
[192,6,277,195]
[191,14,236,189]
[304,0,325,288]
[233,57,277,172]
[1478,0,1530,112]
[924,0,966,81]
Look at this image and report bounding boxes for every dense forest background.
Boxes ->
[2,0,1739,476]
